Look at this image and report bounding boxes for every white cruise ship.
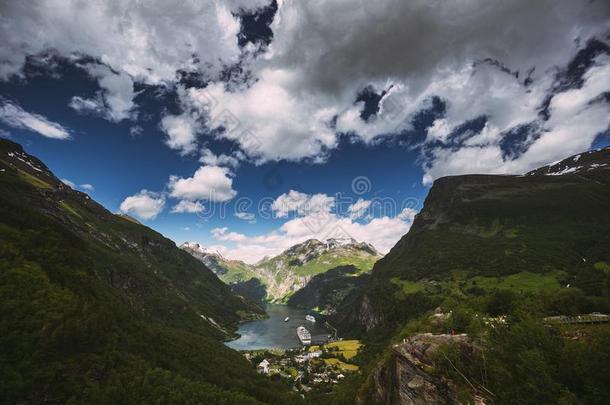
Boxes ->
[305,314,316,323]
[297,326,311,345]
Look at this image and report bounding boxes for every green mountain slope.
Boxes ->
[183,238,382,303]
[254,238,381,302]
[326,148,610,405]
[287,265,370,315]
[180,242,259,284]
[339,147,610,333]
[0,139,297,404]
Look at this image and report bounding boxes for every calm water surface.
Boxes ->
[225,304,329,350]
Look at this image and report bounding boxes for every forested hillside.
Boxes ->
[0,139,297,404]
[327,148,610,404]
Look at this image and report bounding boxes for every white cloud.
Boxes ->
[426,119,452,143]
[2,0,608,190]
[0,0,268,80]
[234,212,256,223]
[0,0,271,126]
[119,190,165,220]
[166,0,609,171]
[422,56,610,184]
[69,64,135,122]
[61,178,95,191]
[194,74,338,162]
[397,207,417,222]
[211,227,248,243]
[348,198,371,219]
[200,148,240,168]
[161,113,200,155]
[0,97,70,139]
[168,165,237,202]
[69,96,105,117]
[61,178,76,188]
[208,208,415,264]
[171,200,205,214]
[129,125,143,137]
[271,190,335,218]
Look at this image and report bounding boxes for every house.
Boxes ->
[257,359,270,374]
[295,350,323,363]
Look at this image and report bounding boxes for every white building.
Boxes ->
[257,359,270,374]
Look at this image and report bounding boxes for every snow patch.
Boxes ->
[545,166,581,176]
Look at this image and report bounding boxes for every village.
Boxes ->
[243,339,363,395]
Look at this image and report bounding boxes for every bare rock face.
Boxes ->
[358,294,385,331]
[365,333,474,405]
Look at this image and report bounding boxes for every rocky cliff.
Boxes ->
[363,334,478,405]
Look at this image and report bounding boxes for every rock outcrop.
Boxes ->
[364,333,477,405]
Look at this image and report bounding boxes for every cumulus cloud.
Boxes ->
[168,165,237,202]
[161,113,200,155]
[207,207,415,264]
[194,75,338,161]
[211,227,248,243]
[200,148,240,168]
[2,0,609,188]
[397,207,417,222]
[69,96,105,117]
[61,178,76,188]
[0,97,70,139]
[165,0,610,173]
[271,190,335,218]
[234,212,256,223]
[193,190,419,263]
[171,200,205,214]
[348,198,371,219]
[119,190,165,220]
[0,0,271,125]
[0,0,271,80]
[62,179,95,191]
[422,55,610,184]
[69,64,135,122]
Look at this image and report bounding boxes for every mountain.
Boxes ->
[183,237,382,302]
[525,147,610,177]
[287,265,370,315]
[254,237,381,301]
[339,147,610,332]
[180,242,267,302]
[180,242,258,283]
[0,139,297,404]
[331,147,610,404]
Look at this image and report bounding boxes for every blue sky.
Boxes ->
[1,0,608,262]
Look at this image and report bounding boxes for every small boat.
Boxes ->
[305,315,316,323]
[297,326,311,345]
[284,317,290,322]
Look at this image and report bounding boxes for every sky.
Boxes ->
[0,0,609,263]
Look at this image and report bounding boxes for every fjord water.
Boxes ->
[226,304,330,350]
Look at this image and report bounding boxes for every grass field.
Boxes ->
[392,270,566,299]
[59,201,83,219]
[467,271,564,292]
[17,169,52,189]
[310,339,363,361]
[292,252,379,276]
[321,358,359,371]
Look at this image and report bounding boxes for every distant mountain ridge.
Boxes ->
[181,236,383,302]
[526,147,610,177]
